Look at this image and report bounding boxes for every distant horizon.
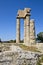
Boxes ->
[0,0,43,41]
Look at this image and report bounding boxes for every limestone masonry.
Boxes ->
[16,8,36,45]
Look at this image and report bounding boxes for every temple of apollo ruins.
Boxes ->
[16,8,36,46]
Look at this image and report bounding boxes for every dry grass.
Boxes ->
[19,44,41,52]
[0,43,41,52]
[39,56,43,63]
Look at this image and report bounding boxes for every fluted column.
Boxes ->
[30,19,36,44]
[26,15,30,45]
[24,18,26,43]
[16,18,20,43]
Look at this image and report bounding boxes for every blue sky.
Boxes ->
[0,0,43,41]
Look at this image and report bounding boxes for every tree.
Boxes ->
[37,32,43,42]
[0,38,1,42]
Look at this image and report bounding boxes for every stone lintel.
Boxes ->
[17,8,31,18]
[16,14,31,19]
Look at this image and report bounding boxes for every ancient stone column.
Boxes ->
[16,18,20,43]
[30,19,36,44]
[26,15,30,45]
[16,8,31,45]
[24,18,26,43]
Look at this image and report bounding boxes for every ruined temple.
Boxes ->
[16,8,36,45]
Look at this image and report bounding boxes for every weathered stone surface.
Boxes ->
[36,43,43,53]
[17,8,31,18]
[25,16,30,45]
[16,8,31,45]
[0,45,41,65]
[16,18,20,43]
[30,19,36,44]
[24,18,26,43]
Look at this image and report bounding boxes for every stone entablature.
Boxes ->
[17,8,31,18]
